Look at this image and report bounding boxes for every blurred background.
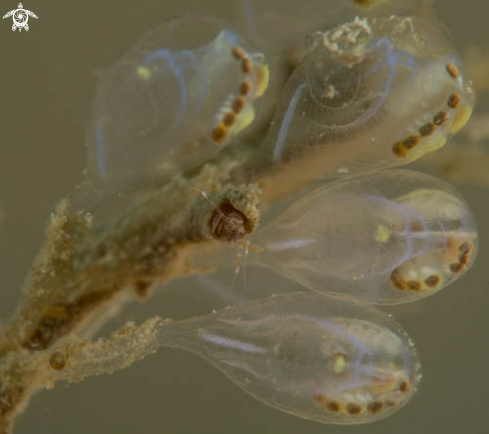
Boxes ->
[0,0,488,433]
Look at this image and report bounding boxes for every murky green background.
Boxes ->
[1,1,488,433]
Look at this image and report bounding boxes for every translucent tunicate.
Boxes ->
[84,16,269,200]
[246,170,478,304]
[230,1,435,154]
[51,292,421,424]
[259,16,475,180]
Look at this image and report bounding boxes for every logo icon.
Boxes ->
[3,3,37,32]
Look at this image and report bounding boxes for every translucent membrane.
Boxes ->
[250,170,478,304]
[85,16,269,196]
[234,0,433,53]
[261,16,475,179]
[231,1,435,148]
[54,292,421,425]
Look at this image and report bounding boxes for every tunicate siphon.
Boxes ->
[239,170,477,304]
[49,292,421,425]
[258,16,474,180]
[235,0,434,53]
[83,16,269,202]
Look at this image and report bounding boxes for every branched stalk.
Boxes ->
[2,5,489,431]
[1,123,486,433]
[0,158,262,433]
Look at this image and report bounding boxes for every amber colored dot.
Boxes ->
[446,62,460,79]
[232,97,246,114]
[407,281,422,292]
[449,262,465,274]
[326,401,341,413]
[425,275,441,288]
[448,93,461,109]
[399,380,411,393]
[392,142,407,158]
[385,399,399,408]
[367,401,384,414]
[346,403,363,415]
[459,251,471,265]
[222,112,237,127]
[459,241,473,253]
[242,58,253,74]
[231,46,245,60]
[49,351,66,371]
[419,122,436,137]
[211,125,228,143]
[402,135,420,150]
[239,81,252,96]
[391,270,406,290]
[433,111,449,126]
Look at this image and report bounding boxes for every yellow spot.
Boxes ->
[449,106,473,134]
[137,66,152,81]
[406,135,447,162]
[374,225,391,243]
[333,353,347,374]
[255,63,270,97]
[233,105,255,135]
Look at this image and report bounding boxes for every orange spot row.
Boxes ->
[392,134,420,158]
[449,241,474,274]
[391,269,442,292]
[419,122,436,137]
[314,393,395,416]
[433,111,449,126]
[210,46,256,144]
[392,78,463,158]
